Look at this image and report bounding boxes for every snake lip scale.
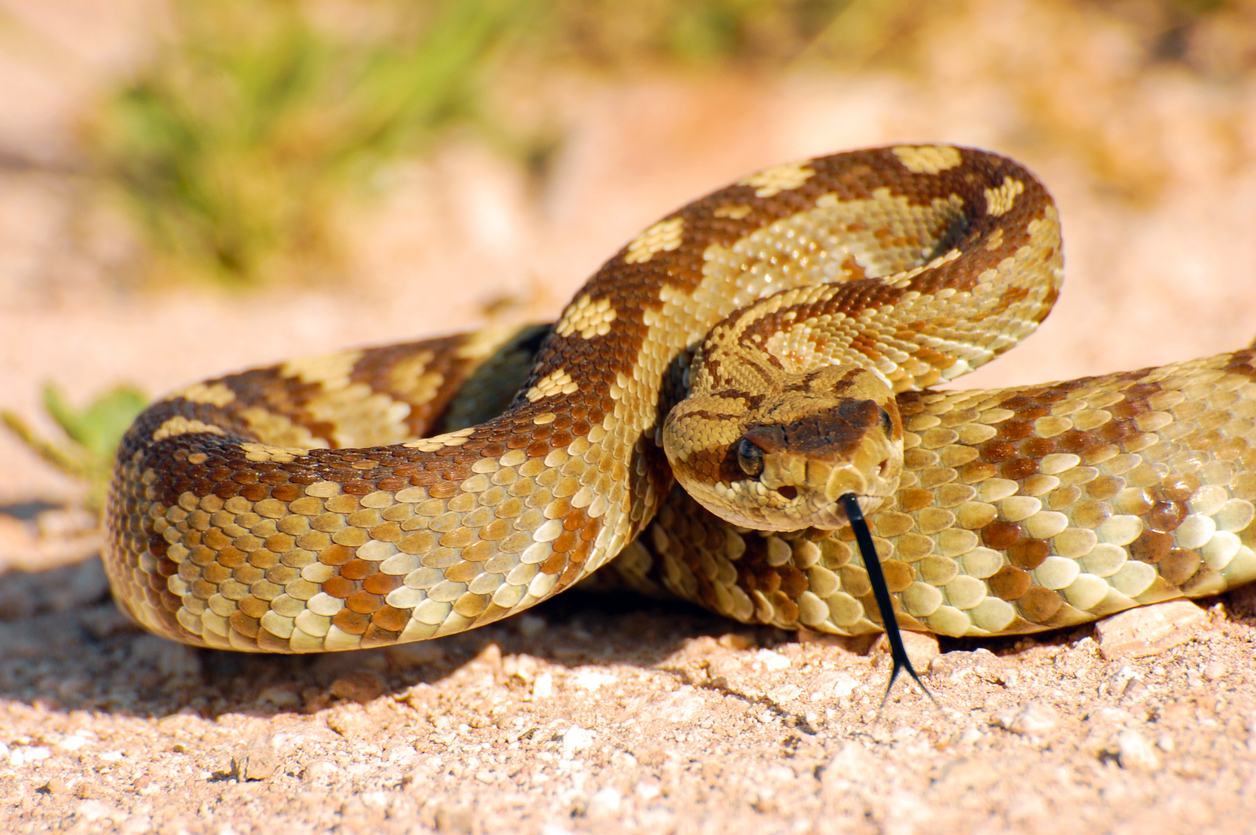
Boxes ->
[105,144,1256,657]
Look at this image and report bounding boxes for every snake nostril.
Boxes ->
[777,486,798,500]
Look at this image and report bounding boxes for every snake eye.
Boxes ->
[736,437,765,478]
[878,406,894,436]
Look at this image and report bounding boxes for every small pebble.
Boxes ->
[119,814,153,835]
[329,670,386,703]
[934,756,1002,790]
[588,786,623,816]
[899,631,941,670]
[384,744,418,766]
[821,742,878,792]
[1111,729,1161,772]
[256,686,302,710]
[573,670,618,692]
[993,701,1059,736]
[929,648,1006,683]
[635,777,663,801]
[1095,601,1207,659]
[302,759,339,784]
[325,703,378,737]
[10,746,51,766]
[232,742,278,781]
[474,643,503,674]
[718,632,755,650]
[561,726,594,759]
[767,683,803,703]
[754,649,790,670]
[39,777,68,795]
[1105,665,1142,698]
[57,734,89,751]
[434,805,475,834]
[76,781,105,800]
[806,670,858,701]
[75,799,126,823]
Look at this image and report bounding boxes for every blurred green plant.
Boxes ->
[2,385,149,511]
[87,0,860,288]
[77,0,1256,288]
[537,0,851,67]
[91,0,529,287]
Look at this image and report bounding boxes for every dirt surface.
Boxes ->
[3,556,1256,835]
[4,2,1256,833]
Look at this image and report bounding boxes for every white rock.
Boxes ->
[755,649,791,670]
[57,734,89,751]
[1112,729,1161,771]
[561,726,594,759]
[573,670,618,692]
[588,786,623,816]
[993,701,1058,736]
[1095,601,1208,659]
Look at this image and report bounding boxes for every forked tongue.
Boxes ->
[838,493,939,711]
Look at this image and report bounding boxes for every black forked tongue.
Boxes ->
[839,493,939,711]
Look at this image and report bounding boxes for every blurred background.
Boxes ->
[2,0,1256,539]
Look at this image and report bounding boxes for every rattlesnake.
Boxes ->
[104,145,1256,653]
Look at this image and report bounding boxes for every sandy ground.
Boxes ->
[4,2,1256,832]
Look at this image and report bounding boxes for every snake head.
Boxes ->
[663,364,903,531]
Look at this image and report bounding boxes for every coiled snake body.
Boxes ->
[105,146,1256,653]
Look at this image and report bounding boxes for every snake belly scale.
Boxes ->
[104,145,1256,653]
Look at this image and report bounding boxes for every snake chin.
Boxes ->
[815,492,892,531]
[680,474,896,532]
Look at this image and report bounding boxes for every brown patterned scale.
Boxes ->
[104,145,1256,653]
[635,349,1256,637]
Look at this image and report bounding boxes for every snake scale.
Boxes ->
[104,145,1256,654]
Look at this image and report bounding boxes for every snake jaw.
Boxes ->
[751,434,902,530]
[680,440,900,531]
